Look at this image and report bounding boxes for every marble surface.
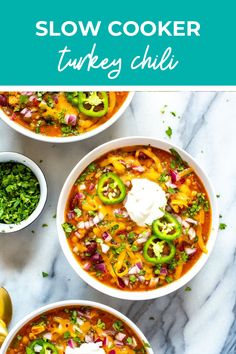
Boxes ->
[0,92,236,354]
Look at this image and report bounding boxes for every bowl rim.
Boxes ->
[56,136,219,300]
[1,299,154,354]
[0,92,134,143]
[0,151,47,234]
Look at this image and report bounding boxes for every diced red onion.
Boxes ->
[108,350,116,354]
[91,253,102,263]
[65,114,77,126]
[149,277,159,287]
[114,340,123,347]
[21,108,28,115]
[116,332,126,341]
[138,151,148,160]
[22,91,33,96]
[169,170,178,183]
[93,213,104,225]
[86,242,97,255]
[185,247,197,255]
[125,180,131,187]
[136,262,142,269]
[118,277,125,288]
[101,243,110,253]
[74,231,81,238]
[11,113,16,121]
[89,183,95,191]
[67,211,75,220]
[103,337,107,346]
[43,333,52,340]
[128,266,140,275]
[67,339,75,349]
[95,263,106,273]
[52,94,59,104]
[102,232,112,242]
[24,110,32,118]
[182,220,190,229]
[85,334,93,343]
[160,268,168,275]
[0,94,7,106]
[123,277,129,286]
[70,193,84,210]
[83,261,91,271]
[29,95,36,102]
[188,227,196,240]
[132,165,145,172]
[185,217,198,225]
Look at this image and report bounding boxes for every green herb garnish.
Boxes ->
[219,223,227,230]
[0,162,40,224]
[165,126,172,138]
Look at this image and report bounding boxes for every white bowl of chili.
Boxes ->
[57,136,219,300]
[1,300,153,354]
[0,92,134,143]
[0,152,47,233]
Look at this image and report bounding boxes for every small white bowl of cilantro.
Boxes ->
[0,152,47,233]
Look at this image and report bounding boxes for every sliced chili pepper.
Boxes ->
[152,212,182,241]
[97,172,126,205]
[29,339,58,354]
[78,92,108,117]
[143,236,176,264]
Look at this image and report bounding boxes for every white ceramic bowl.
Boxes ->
[0,92,134,143]
[57,136,219,300]
[1,300,154,354]
[0,152,47,233]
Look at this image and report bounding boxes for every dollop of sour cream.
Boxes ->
[65,343,105,354]
[125,178,167,226]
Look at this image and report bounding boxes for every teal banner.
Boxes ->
[0,0,235,86]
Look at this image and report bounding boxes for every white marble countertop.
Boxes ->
[0,92,235,354]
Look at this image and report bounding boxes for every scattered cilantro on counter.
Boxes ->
[219,223,227,230]
[165,126,172,138]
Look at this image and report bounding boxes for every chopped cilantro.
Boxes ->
[0,162,40,224]
[159,172,169,183]
[110,224,119,234]
[165,126,172,138]
[63,331,71,339]
[167,187,176,194]
[185,286,192,292]
[131,244,139,252]
[19,95,29,105]
[126,337,133,345]
[74,208,82,217]
[62,222,76,237]
[113,320,123,332]
[165,276,173,283]
[42,272,48,278]
[169,148,188,171]
[129,275,137,283]
[219,223,227,230]
[97,319,106,329]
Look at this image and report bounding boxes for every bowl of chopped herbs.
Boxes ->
[0,152,47,233]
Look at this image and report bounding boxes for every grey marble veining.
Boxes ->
[0,92,236,354]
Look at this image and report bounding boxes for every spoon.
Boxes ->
[0,288,12,345]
